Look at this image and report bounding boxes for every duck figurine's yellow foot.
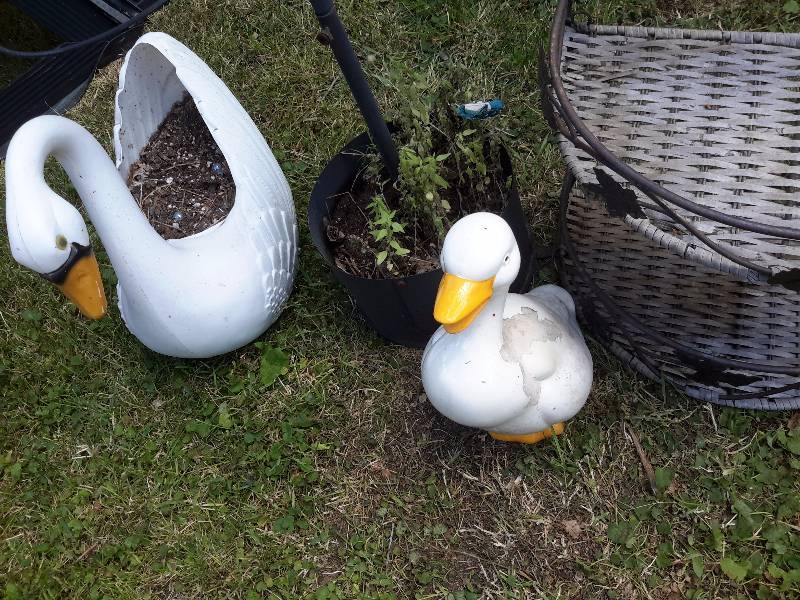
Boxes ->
[490,423,565,444]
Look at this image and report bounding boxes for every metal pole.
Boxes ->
[309,0,399,177]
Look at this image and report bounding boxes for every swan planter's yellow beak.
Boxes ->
[433,273,494,334]
[44,244,107,320]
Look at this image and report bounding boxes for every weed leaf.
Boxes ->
[217,403,233,429]
[273,515,295,533]
[654,467,674,491]
[721,556,748,582]
[21,309,41,322]
[185,420,212,438]
[692,554,705,579]
[608,522,632,545]
[258,345,289,387]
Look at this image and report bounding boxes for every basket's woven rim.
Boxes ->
[574,23,800,47]
[568,23,800,48]
[557,22,800,281]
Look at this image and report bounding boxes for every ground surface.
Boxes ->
[1,1,800,598]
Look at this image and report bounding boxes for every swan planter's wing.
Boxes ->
[4,33,297,358]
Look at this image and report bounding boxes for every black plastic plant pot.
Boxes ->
[309,130,535,348]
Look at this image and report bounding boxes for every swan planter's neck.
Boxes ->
[6,116,170,318]
[15,116,168,261]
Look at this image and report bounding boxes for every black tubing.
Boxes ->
[309,0,399,177]
[547,0,800,244]
[0,0,170,59]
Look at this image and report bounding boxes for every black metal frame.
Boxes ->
[0,1,168,154]
[1,0,169,58]
[308,0,399,178]
[542,0,800,406]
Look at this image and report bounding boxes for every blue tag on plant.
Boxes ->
[456,99,504,120]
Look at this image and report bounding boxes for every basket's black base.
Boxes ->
[309,130,535,348]
[1,0,168,156]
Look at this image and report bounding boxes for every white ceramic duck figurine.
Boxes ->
[4,33,297,358]
[421,213,593,443]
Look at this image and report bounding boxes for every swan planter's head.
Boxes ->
[421,213,593,444]
[4,33,297,359]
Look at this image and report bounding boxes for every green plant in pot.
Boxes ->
[307,1,533,347]
[326,66,524,279]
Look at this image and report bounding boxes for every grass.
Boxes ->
[1,0,800,597]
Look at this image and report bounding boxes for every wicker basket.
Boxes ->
[542,0,800,409]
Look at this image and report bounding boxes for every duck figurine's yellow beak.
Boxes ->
[434,273,494,334]
[45,244,107,320]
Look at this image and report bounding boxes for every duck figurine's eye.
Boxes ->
[55,235,68,250]
[504,255,510,263]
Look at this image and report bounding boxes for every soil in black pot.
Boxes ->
[326,153,508,279]
[127,94,235,240]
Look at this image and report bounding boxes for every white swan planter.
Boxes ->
[421,213,593,444]
[4,33,297,358]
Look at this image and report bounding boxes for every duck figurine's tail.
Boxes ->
[527,283,578,329]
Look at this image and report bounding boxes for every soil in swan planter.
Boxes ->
[309,130,535,348]
[127,94,235,239]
